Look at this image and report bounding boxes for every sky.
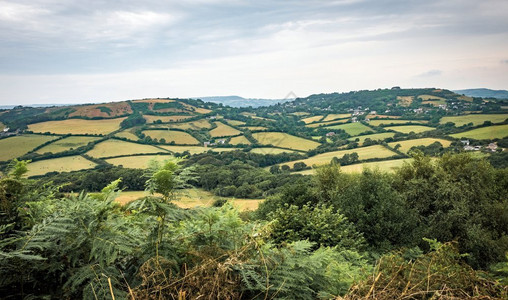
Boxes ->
[1,0,508,105]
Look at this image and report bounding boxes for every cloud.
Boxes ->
[502,60,508,64]
[416,70,442,77]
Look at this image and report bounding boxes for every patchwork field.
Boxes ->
[250,147,296,155]
[280,145,397,168]
[159,145,239,154]
[0,135,58,161]
[35,136,101,154]
[105,154,174,169]
[86,139,167,158]
[26,156,96,177]
[369,119,427,126]
[388,138,452,153]
[226,120,246,126]
[142,130,199,144]
[322,114,351,122]
[229,135,251,145]
[440,114,508,127]
[450,124,508,140]
[306,118,349,128]
[252,132,320,151]
[114,130,139,141]
[28,117,126,135]
[295,158,411,175]
[385,125,435,134]
[348,132,396,145]
[325,123,373,136]
[209,122,242,137]
[302,115,324,124]
[143,115,193,123]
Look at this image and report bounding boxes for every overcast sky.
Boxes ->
[1,0,507,104]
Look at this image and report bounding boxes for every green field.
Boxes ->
[324,123,373,136]
[142,130,199,144]
[280,145,397,168]
[348,132,396,145]
[388,138,452,153]
[0,135,58,161]
[105,154,174,169]
[26,156,97,177]
[210,122,242,137]
[86,139,167,158]
[250,147,296,155]
[28,117,126,135]
[440,114,508,126]
[229,135,251,145]
[35,136,101,154]
[369,119,426,126]
[450,124,508,140]
[143,115,193,123]
[384,125,435,134]
[252,132,320,151]
[295,158,411,175]
[160,119,212,130]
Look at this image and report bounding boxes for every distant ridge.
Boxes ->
[453,88,508,99]
[196,96,293,108]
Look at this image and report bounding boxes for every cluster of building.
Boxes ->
[461,140,498,152]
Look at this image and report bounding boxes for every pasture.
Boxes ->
[164,119,212,130]
[280,145,397,168]
[143,115,193,123]
[114,130,139,141]
[209,122,242,137]
[388,138,452,153]
[439,114,508,126]
[322,114,351,122]
[142,130,199,144]
[250,147,296,155]
[229,135,251,145]
[325,123,373,136]
[384,125,435,134]
[28,117,126,135]
[86,139,167,158]
[26,156,96,177]
[450,124,508,140]
[105,154,174,169]
[35,136,101,154]
[252,132,320,151]
[302,115,324,124]
[348,132,396,145]
[0,135,58,161]
[368,119,427,126]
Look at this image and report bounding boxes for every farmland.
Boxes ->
[243,126,268,131]
[325,122,373,136]
[35,136,101,154]
[68,102,132,118]
[250,147,296,155]
[28,118,126,135]
[301,115,324,124]
[209,122,242,137]
[450,124,508,140]
[280,145,397,168]
[0,135,58,161]
[296,158,411,175]
[306,118,349,128]
[368,119,427,126]
[114,130,139,141]
[105,154,174,169]
[252,132,320,151]
[440,114,508,126]
[142,130,199,144]
[384,125,435,134]
[229,135,251,145]
[143,115,193,123]
[26,155,96,177]
[226,120,246,126]
[322,114,351,122]
[86,139,167,158]
[348,132,396,144]
[388,138,452,153]
[162,119,212,130]
[159,145,239,154]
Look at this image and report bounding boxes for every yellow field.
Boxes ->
[439,114,508,126]
[302,115,324,124]
[105,154,174,168]
[250,147,296,154]
[143,115,193,123]
[325,123,373,136]
[450,124,508,140]
[252,132,320,151]
[348,132,396,145]
[114,130,139,141]
[163,119,212,130]
[210,122,242,137]
[142,130,199,145]
[388,138,452,153]
[229,135,251,145]
[26,156,96,177]
[369,119,427,126]
[0,135,58,161]
[28,117,126,135]
[243,126,268,131]
[86,139,167,158]
[295,158,411,175]
[226,120,246,126]
[397,96,413,107]
[280,145,397,168]
[322,114,351,122]
[418,94,446,101]
[306,118,349,128]
[160,145,239,154]
[385,125,435,134]
[35,136,101,154]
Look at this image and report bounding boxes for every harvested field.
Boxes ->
[143,115,193,123]
[86,139,167,158]
[302,115,324,124]
[114,130,139,141]
[440,114,508,127]
[325,123,373,136]
[450,124,508,140]
[322,114,351,122]
[252,132,319,151]
[35,136,101,154]
[418,94,446,101]
[142,130,199,145]
[28,117,126,135]
[105,154,174,169]
[26,156,96,177]
[388,138,452,153]
[229,135,251,145]
[0,134,58,161]
[226,120,246,126]
[250,147,296,154]
[243,126,268,131]
[210,122,242,137]
[384,125,435,134]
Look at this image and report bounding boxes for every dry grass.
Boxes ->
[105,154,174,169]
[397,96,413,107]
[229,135,251,145]
[322,113,351,122]
[28,117,126,135]
[348,132,396,145]
[418,94,446,101]
[252,132,320,151]
[86,139,167,158]
[0,134,59,161]
[369,119,427,126]
[225,120,246,126]
[384,125,435,134]
[388,138,452,153]
[26,155,96,177]
[35,136,101,154]
[143,115,193,123]
[440,114,508,126]
[243,126,268,131]
[68,102,132,118]
[209,122,242,137]
[280,145,397,168]
[301,115,325,124]
[250,147,296,154]
[114,130,139,141]
[142,130,200,145]
[325,123,373,136]
[450,124,508,140]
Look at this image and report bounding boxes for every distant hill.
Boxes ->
[453,88,508,99]
[197,96,293,107]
